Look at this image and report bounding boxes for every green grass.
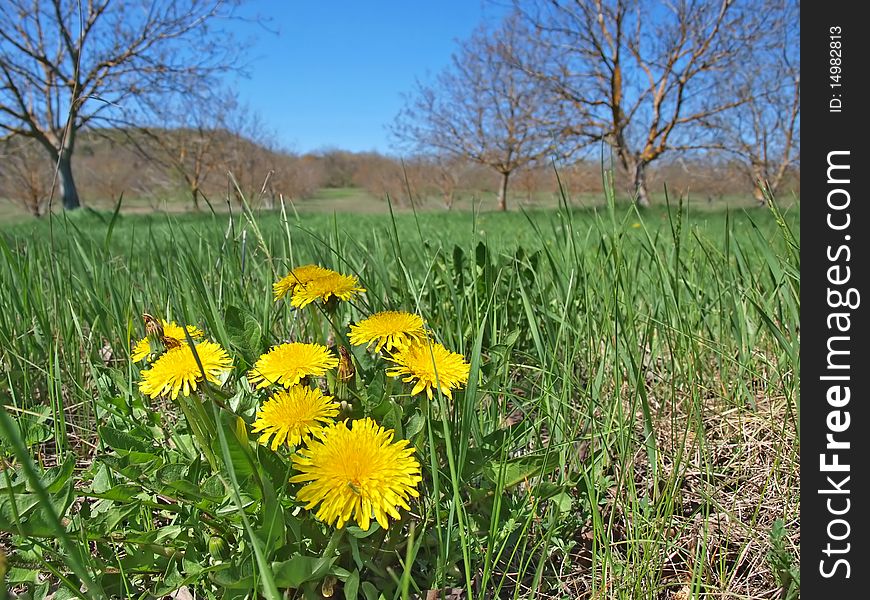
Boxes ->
[0,189,800,599]
[1,183,798,223]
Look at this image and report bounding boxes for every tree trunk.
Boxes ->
[190,184,201,211]
[632,162,650,207]
[443,191,455,210]
[497,171,510,211]
[57,149,81,210]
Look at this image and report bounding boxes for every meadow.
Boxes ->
[0,189,799,599]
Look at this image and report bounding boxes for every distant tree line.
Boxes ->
[394,0,799,209]
[1,0,798,216]
[0,134,798,217]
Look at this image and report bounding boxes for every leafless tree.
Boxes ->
[706,0,799,203]
[220,107,282,207]
[0,136,53,216]
[316,149,359,188]
[126,91,240,210]
[421,153,472,210]
[75,131,149,201]
[512,0,769,206]
[515,166,556,205]
[351,152,416,206]
[271,153,326,202]
[0,0,245,211]
[393,14,570,211]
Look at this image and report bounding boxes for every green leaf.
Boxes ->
[91,463,113,493]
[452,245,465,287]
[0,482,75,536]
[548,491,573,513]
[256,464,286,553]
[0,466,25,493]
[103,192,124,250]
[346,523,380,539]
[92,484,141,502]
[234,415,250,447]
[99,454,164,481]
[370,398,402,437]
[271,555,337,588]
[348,536,363,569]
[2,408,53,447]
[343,569,360,600]
[224,305,260,366]
[91,503,140,534]
[161,478,207,501]
[152,560,185,596]
[404,410,425,440]
[482,452,563,488]
[99,425,156,455]
[47,585,81,600]
[360,581,385,600]
[475,241,488,271]
[202,474,227,500]
[244,313,263,355]
[32,580,51,600]
[0,493,41,529]
[213,413,256,494]
[210,563,255,590]
[224,305,246,341]
[5,567,39,584]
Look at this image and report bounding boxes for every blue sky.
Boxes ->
[228,1,506,155]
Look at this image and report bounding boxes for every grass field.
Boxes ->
[0,181,796,224]
[0,189,800,599]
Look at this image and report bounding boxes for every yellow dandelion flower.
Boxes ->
[131,320,204,362]
[163,321,205,342]
[131,337,153,362]
[251,386,340,450]
[386,341,470,399]
[290,272,366,308]
[273,265,336,301]
[348,311,428,353]
[247,342,339,389]
[138,341,233,400]
[290,417,421,530]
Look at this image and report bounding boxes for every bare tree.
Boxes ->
[127,91,240,210]
[75,131,148,202]
[513,0,768,206]
[0,137,53,216]
[220,107,282,207]
[0,0,244,210]
[279,154,326,200]
[393,14,569,211]
[422,153,471,210]
[515,166,555,205]
[141,125,217,211]
[351,152,412,205]
[707,0,799,203]
[316,149,358,188]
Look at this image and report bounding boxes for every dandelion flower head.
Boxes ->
[386,341,470,399]
[248,342,339,389]
[290,272,365,309]
[348,311,428,353]
[131,320,204,362]
[138,340,232,399]
[290,417,421,530]
[274,265,336,301]
[131,337,153,363]
[251,386,340,450]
